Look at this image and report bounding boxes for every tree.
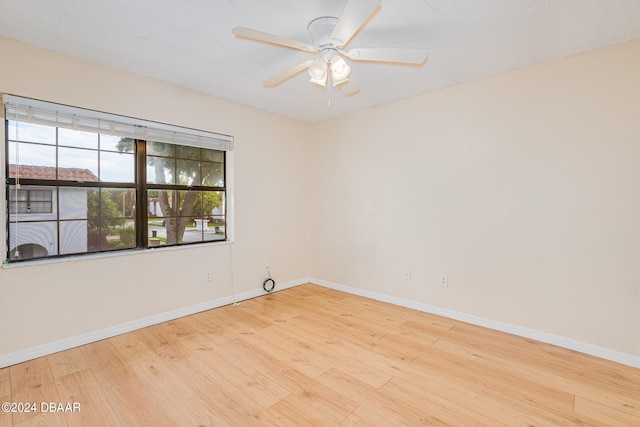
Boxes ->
[87,189,128,250]
[119,139,222,244]
[87,190,124,233]
[196,191,223,221]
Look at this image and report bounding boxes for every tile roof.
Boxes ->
[9,164,99,181]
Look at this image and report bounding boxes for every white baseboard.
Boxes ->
[311,278,640,369]
[0,277,311,368]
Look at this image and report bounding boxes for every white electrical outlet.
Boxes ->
[403,270,412,281]
[440,275,448,287]
[205,271,212,282]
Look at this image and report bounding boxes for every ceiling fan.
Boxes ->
[232,0,429,96]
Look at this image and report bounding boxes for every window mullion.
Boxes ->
[136,139,148,248]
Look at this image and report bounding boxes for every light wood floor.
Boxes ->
[1,284,639,426]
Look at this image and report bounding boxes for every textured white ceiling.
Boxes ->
[1,0,640,122]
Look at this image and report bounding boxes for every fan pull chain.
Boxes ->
[327,72,333,107]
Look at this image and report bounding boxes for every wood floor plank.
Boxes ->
[365,324,440,365]
[400,315,455,336]
[409,353,588,425]
[237,326,332,379]
[339,406,397,427]
[47,348,89,380]
[110,333,230,426]
[133,324,192,363]
[415,344,577,414]
[9,358,58,425]
[0,407,11,427]
[0,368,10,427]
[9,358,54,395]
[188,339,289,409]
[316,297,408,328]
[340,295,421,320]
[394,360,564,426]
[13,411,68,427]
[329,348,399,389]
[9,381,61,425]
[3,284,639,426]
[266,396,343,426]
[574,394,640,426]
[80,340,172,426]
[199,304,272,336]
[0,368,10,397]
[228,335,330,391]
[0,369,10,427]
[317,368,452,426]
[445,322,640,396]
[413,311,458,330]
[432,334,640,408]
[269,316,363,366]
[234,294,305,324]
[179,312,239,346]
[168,355,269,426]
[294,311,386,348]
[54,369,121,427]
[380,376,498,426]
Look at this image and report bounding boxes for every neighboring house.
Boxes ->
[8,164,98,259]
[148,197,163,217]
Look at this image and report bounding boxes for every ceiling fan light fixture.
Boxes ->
[308,57,328,86]
[333,76,349,87]
[310,75,327,87]
[330,56,351,81]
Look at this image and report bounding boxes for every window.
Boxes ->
[146,141,226,246]
[10,189,53,214]
[4,96,233,262]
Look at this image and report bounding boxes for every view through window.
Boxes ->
[6,120,227,262]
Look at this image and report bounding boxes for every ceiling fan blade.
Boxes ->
[263,60,314,87]
[233,27,316,53]
[339,77,360,96]
[331,0,381,47]
[344,48,429,64]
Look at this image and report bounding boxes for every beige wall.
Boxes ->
[0,37,310,355]
[309,39,640,356]
[2,35,639,361]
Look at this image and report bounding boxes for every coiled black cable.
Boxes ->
[263,265,276,292]
[263,277,275,292]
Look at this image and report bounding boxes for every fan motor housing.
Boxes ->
[307,16,342,49]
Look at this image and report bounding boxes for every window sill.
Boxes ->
[2,239,234,270]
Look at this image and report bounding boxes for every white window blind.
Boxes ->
[3,94,234,151]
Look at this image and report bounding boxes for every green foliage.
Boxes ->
[119,227,136,246]
[181,191,222,217]
[87,190,129,234]
[116,137,135,153]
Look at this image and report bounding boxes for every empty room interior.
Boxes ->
[1,0,639,425]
